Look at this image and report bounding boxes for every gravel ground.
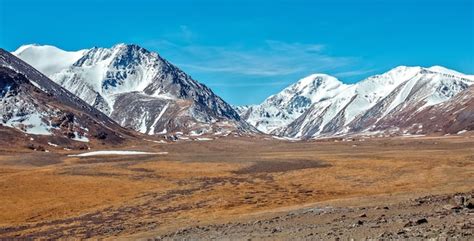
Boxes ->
[153,191,474,240]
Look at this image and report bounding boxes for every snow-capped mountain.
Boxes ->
[0,48,132,143]
[240,74,348,133]
[374,84,474,135]
[14,44,251,135]
[275,66,474,138]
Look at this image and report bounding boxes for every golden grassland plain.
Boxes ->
[0,134,473,238]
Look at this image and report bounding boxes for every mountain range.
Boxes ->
[240,66,473,138]
[4,43,474,141]
[13,44,252,137]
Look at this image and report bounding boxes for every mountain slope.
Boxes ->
[14,44,250,135]
[0,48,132,144]
[277,66,473,138]
[356,82,474,135]
[241,74,348,133]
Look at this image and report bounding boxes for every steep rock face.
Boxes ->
[264,66,473,138]
[14,44,249,135]
[0,49,132,143]
[241,74,348,133]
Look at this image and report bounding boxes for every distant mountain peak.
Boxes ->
[272,65,473,138]
[290,73,343,91]
[240,73,348,133]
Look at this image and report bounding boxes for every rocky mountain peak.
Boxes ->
[12,44,249,135]
[0,48,132,143]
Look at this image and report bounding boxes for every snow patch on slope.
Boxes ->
[69,150,168,157]
[4,112,52,135]
[148,103,169,135]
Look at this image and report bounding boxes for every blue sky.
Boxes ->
[1,0,473,105]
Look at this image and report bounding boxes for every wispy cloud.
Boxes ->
[205,80,293,87]
[144,38,358,78]
[333,69,377,78]
[159,25,196,44]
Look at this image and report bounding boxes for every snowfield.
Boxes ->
[13,44,86,76]
[68,151,168,157]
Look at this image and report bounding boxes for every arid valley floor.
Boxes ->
[0,133,473,239]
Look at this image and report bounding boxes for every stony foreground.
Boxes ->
[155,192,473,240]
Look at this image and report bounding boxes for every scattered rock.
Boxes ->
[444,204,461,210]
[405,218,428,227]
[397,230,406,235]
[415,218,428,225]
[465,202,474,209]
[458,222,472,229]
[25,143,46,152]
[94,131,108,140]
[454,196,465,206]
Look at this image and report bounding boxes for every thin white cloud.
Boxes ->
[144,39,358,78]
[265,40,325,53]
[333,69,377,78]
[206,80,292,87]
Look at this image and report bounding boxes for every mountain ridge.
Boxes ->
[13,43,253,136]
[11,43,473,139]
[0,48,134,144]
[242,65,473,138]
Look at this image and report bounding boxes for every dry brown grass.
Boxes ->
[0,134,473,239]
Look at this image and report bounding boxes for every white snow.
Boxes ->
[68,150,168,157]
[400,134,426,138]
[48,142,58,147]
[195,137,213,141]
[272,136,299,141]
[29,80,47,92]
[13,44,86,76]
[72,132,90,142]
[144,139,168,144]
[155,129,167,135]
[457,130,467,134]
[5,113,52,135]
[152,91,177,100]
[138,112,149,133]
[428,66,473,79]
[148,103,169,135]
